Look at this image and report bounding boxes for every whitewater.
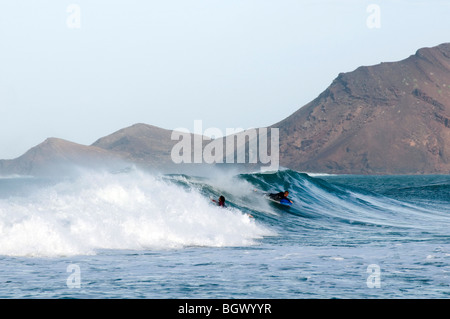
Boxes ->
[0,168,449,298]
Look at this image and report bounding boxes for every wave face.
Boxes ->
[240,170,450,246]
[0,169,449,257]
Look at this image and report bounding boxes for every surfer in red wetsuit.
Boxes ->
[212,195,254,218]
[212,195,226,207]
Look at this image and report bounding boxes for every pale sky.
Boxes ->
[0,0,449,159]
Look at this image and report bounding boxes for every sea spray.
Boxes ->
[0,170,273,257]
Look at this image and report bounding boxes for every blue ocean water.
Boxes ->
[0,169,449,298]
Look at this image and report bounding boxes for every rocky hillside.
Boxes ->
[274,43,450,174]
[92,123,176,168]
[0,138,123,176]
[1,43,449,176]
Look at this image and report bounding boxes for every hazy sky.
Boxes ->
[0,0,449,159]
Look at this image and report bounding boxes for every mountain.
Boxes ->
[0,138,124,176]
[1,43,449,176]
[91,123,210,173]
[274,43,450,174]
[92,123,176,167]
[0,124,211,176]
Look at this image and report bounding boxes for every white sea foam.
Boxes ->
[0,170,273,257]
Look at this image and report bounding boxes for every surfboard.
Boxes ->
[264,195,293,206]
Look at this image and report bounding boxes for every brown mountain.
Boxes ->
[0,123,215,176]
[92,123,176,168]
[0,138,124,176]
[1,43,449,176]
[274,43,450,174]
[91,123,208,173]
[0,124,210,176]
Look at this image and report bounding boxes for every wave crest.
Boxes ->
[0,170,272,257]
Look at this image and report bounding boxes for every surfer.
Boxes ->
[212,195,254,218]
[268,191,293,204]
[212,195,226,207]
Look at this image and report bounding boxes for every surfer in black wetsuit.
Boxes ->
[212,195,226,207]
[269,191,293,204]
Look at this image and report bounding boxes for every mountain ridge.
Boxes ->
[1,43,449,176]
[273,43,450,174]
[0,137,124,176]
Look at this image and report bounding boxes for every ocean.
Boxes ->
[0,168,449,299]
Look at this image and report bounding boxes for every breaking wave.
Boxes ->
[0,170,272,257]
[1,168,449,257]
